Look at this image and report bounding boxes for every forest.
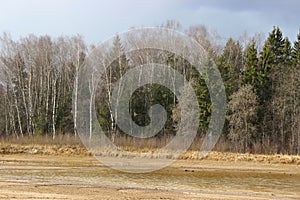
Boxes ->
[0,22,299,154]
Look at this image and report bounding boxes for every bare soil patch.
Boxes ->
[0,153,299,200]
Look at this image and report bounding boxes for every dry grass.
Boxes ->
[1,134,300,165]
[200,151,300,165]
[0,134,82,146]
[1,144,300,165]
[0,134,89,156]
[0,143,90,156]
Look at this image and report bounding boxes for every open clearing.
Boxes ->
[0,153,299,200]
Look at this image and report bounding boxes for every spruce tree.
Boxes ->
[290,30,300,154]
[282,37,292,67]
[217,38,243,98]
[258,27,286,152]
[292,30,300,67]
[243,41,260,93]
[266,26,285,65]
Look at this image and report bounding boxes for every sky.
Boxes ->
[0,0,299,44]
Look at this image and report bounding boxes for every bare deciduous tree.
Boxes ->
[227,85,258,152]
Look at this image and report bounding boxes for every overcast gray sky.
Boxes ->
[0,0,299,44]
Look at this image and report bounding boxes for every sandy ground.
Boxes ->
[0,154,299,200]
[1,182,297,200]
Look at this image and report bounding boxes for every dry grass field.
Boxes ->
[0,136,300,200]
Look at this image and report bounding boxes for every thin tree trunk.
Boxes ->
[28,65,33,135]
[13,90,23,137]
[52,78,57,140]
[88,73,95,140]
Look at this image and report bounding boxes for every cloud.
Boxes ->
[0,0,299,43]
[186,0,299,14]
[181,0,299,41]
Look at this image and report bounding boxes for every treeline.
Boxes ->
[223,27,300,154]
[0,23,299,154]
[0,34,86,139]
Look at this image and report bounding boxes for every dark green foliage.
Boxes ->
[56,92,74,134]
[243,41,261,94]
[217,38,243,99]
[292,30,300,67]
[129,84,176,136]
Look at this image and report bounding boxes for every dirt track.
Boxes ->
[0,154,299,200]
